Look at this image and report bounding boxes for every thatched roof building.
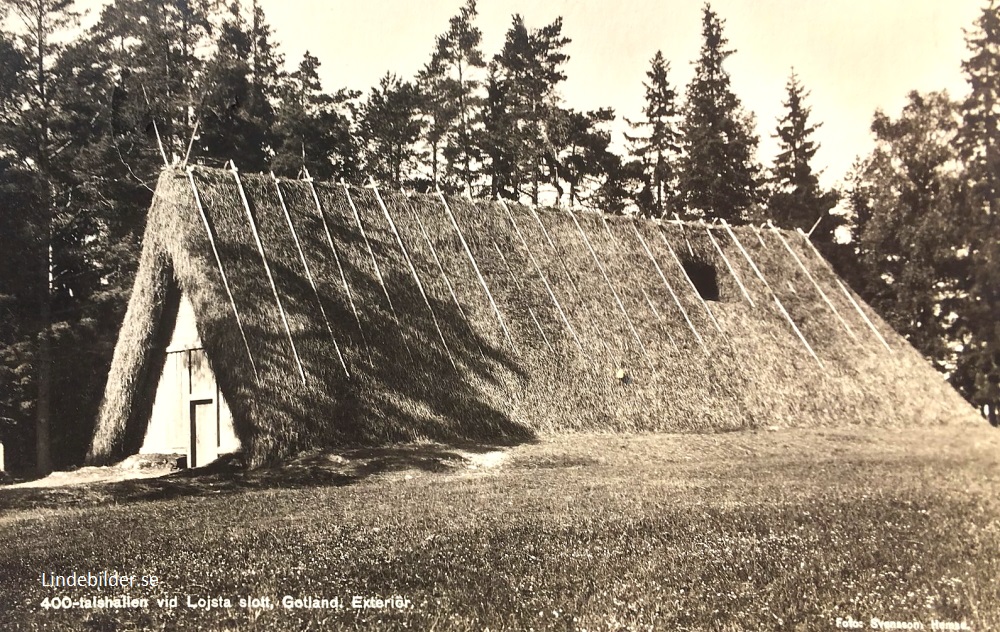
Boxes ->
[87,166,980,468]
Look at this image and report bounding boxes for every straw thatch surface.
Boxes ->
[87,167,981,467]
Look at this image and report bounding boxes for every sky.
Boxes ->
[60,0,983,190]
[254,0,983,191]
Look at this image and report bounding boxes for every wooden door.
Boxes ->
[189,399,217,468]
[186,349,219,468]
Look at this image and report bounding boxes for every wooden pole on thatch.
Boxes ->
[657,227,724,333]
[404,196,486,362]
[436,188,516,352]
[630,221,706,352]
[704,224,755,307]
[528,205,583,301]
[490,237,554,353]
[602,217,681,354]
[795,227,825,262]
[342,180,414,362]
[369,178,457,370]
[767,222,858,342]
[140,85,170,167]
[272,173,349,377]
[565,208,654,370]
[526,204,615,361]
[751,224,769,249]
[795,228,893,353]
[498,200,585,355]
[640,287,680,352]
[230,163,307,385]
[833,277,893,352]
[671,214,696,257]
[720,220,824,370]
[182,117,200,167]
[807,214,824,238]
[303,170,371,363]
[186,167,259,382]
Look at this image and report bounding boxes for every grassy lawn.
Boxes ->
[1,425,999,631]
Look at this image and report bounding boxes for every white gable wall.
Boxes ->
[140,294,240,464]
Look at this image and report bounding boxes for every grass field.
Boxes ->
[2,425,999,631]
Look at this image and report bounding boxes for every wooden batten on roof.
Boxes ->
[87,167,983,469]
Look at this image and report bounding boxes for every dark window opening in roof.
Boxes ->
[682,259,720,301]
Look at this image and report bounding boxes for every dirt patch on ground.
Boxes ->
[455,449,508,471]
[6,455,181,489]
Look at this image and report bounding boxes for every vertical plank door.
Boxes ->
[186,349,218,467]
[189,399,217,468]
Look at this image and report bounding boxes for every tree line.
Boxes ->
[0,0,996,473]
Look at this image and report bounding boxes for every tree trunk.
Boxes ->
[432,139,439,185]
[458,59,471,192]
[489,159,497,199]
[36,238,52,476]
[531,151,539,205]
[656,150,663,214]
[34,7,52,476]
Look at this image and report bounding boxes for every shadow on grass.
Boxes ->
[0,440,524,513]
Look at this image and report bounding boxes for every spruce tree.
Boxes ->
[677,3,760,221]
[626,51,680,217]
[767,71,839,239]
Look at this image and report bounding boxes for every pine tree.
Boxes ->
[767,70,840,240]
[198,0,283,170]
[677,3,760,221]
[88,0,215,166]
[0,165,44,471]
[626,51,680,217]
[481,63,517,199]
[426,0,485,192]
[0,21,27,150]
[0,0,80,474]
[24,9,175,467]
[0,34,40,465]
[416,56,455,188]
[360,73,423,187]
[549,107,618,207]
[273,52,360,180]
[489,14,570,204]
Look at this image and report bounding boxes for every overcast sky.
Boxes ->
[254,0,982,191]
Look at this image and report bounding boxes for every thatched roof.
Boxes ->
[87,166,981,467]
